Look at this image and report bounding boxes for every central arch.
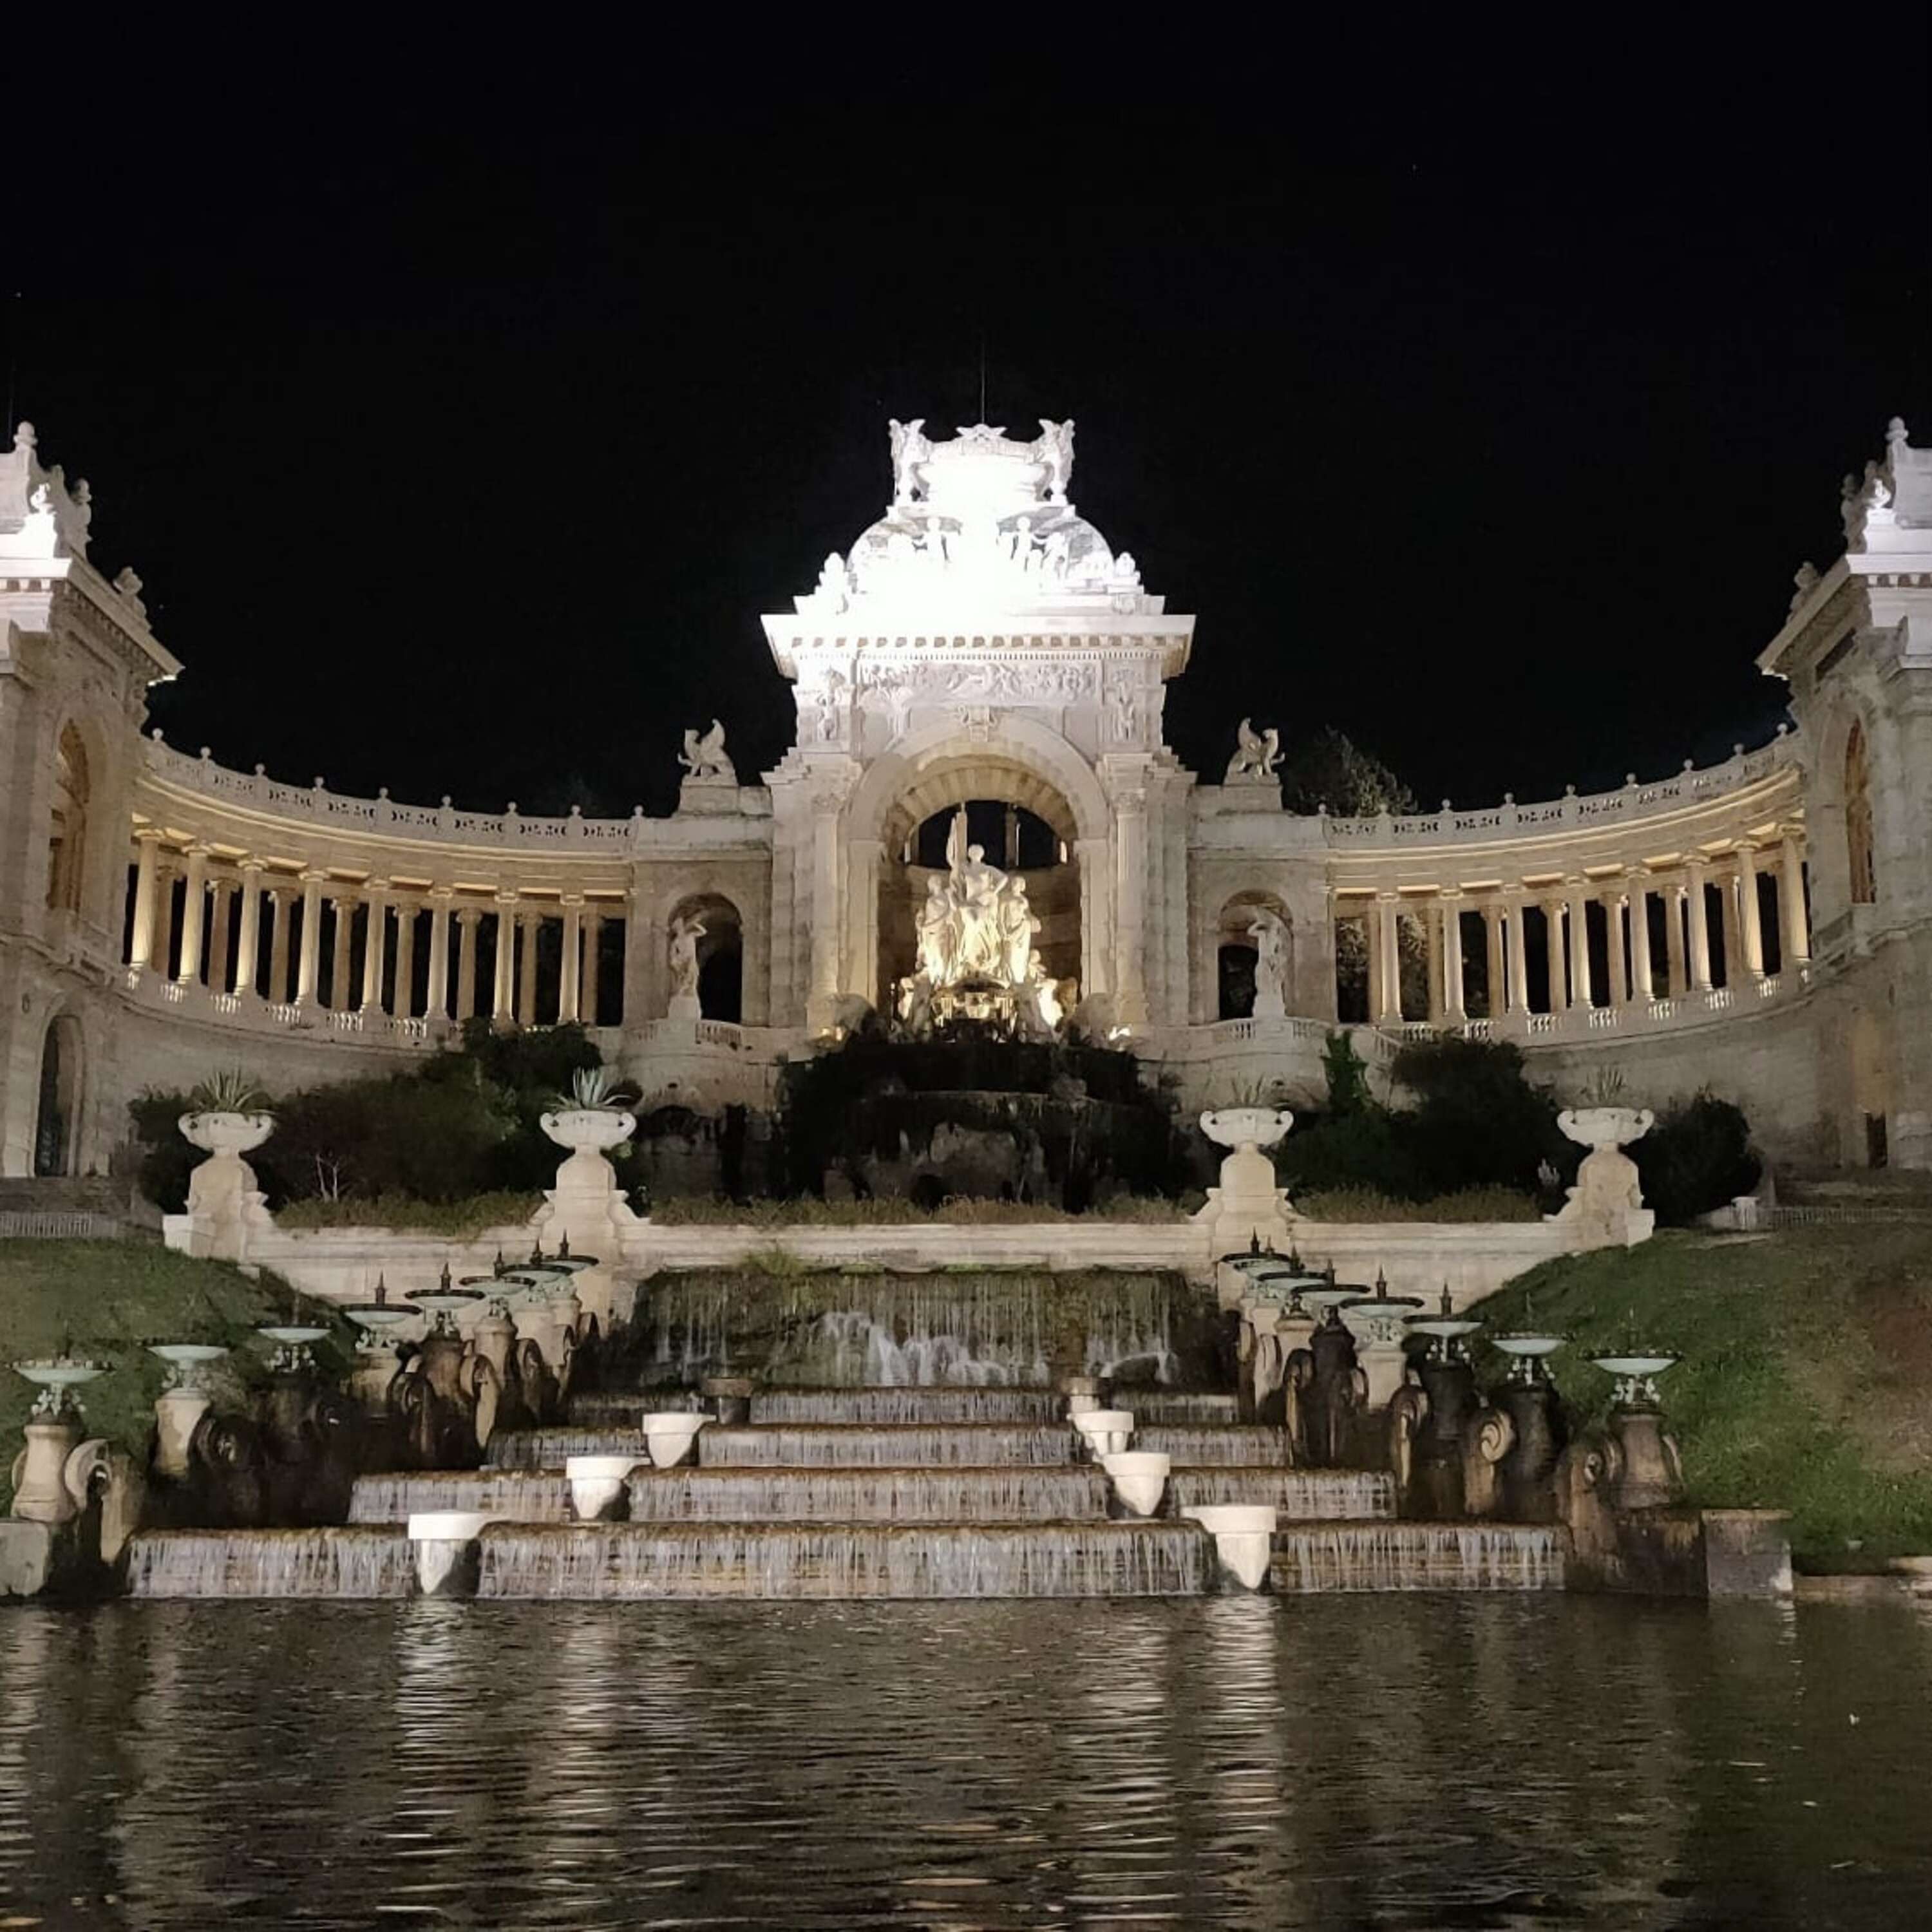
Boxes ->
[845,717,1112,1012]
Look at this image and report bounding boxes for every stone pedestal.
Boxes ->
[153,1389,211,1479]
[1701,1509,1793,1598]
[702,1376,754,1427]
[11,1418,82,1525]
[348,1348,401,1416]
[0,1520,55,1598]
[471,1309,516,1385]
[1605,1406,1683,1511]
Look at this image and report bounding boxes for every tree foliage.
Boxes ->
[1278,726,1417,818]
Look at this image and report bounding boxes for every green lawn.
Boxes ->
[1470,1225,1932,1571]
[0,1240,355,1512]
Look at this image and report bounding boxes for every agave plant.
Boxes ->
[553,1065,640,1113]
[1578,1065,1629,1108]
[188,1068,267,1114]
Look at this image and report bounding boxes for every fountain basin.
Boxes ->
[640,1412,710,1468]
[1070,1408,1134,1457]
[1181,1504,1277,1591]
[566,1454,639,1521]
[1199,1108,1293,1152]
[1101,1451,1171,1518]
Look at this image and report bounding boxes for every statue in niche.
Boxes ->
[1032,419,1075,502]
[889,418,931,503]
[667,914,705,1011]
[1248,907,1288,1018]
[1226,717,1282,781]
[911,809,1041,993]
[679,721,734,782]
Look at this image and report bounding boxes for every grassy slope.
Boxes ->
[0,1240,355,1511]
[1471,1226,1932,1571]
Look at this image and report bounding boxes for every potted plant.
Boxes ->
[179,1069,274,1160]
[540,1065,641,1162]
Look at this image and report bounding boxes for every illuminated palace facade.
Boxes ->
[4,413,1930,1182]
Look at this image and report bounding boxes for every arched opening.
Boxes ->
[1216,891,1290,1019]
[33,1015,83,1177]
[46,724,90,913]
[1845,721,1876,905]
[668,892,743,1022]
[877,777,1082,1014]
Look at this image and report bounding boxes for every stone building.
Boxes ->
[3,412,1927,1182]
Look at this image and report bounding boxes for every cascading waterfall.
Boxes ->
[1168,1469,1397,1519]
[748,1388,1062,1425]
[1132,1392,1239,1425]
[700,1425,1074,1468]
[569,1388,706,1423]
[348,1472,571,1523]
[478,1522,1209,1600]
[1271,1523,1568,1592]
[627,1466,1109,1523]
[486,1429,647,1470]
[1135,1426,1292,1467]
[128,1528,413,1599]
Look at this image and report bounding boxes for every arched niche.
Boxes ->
[667,891,744,1023]
[33,1014,84,1177]
[46,723,90,914]
[1844,720,1876,905]
[1215,889,1290,1020]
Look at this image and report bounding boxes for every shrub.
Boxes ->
[1634,1092,1761,1225]
[1296,1186,1541,1223]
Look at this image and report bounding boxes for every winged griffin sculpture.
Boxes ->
[679,720,734,783]
[1225,718,1281,782]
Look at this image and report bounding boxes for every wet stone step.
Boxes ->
[486,1428,647,1470]
[1135,1426,1293,1466]
[748,1388,1065,1425]
[128,1528,414,1599]
[1128,1392,1240,1425]
[477,1520,1211,1600]
[567,1389,707,1423]
[699,1425,1077,1468]
[348,1471,572,1524]
[1168,1469,1396,1520]
[1269,1522,1569,1592]
[625,1466,1110,1523]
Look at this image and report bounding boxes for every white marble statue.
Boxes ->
[1032,419,1075,502]
[679,721,734,782]
[911,809,1040,990]
[889,417,932,503]
[1226,717,1281,782]
[668,914,705,1003]
[1248,907,1288,1018]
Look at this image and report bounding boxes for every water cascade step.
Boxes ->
[626,1466,1110,1524]
[748,1387,1065,1425]
[348,1472,571,1524]
[699,1424,1076,1468]
[1168,1469,1397,1519]
[478,1521,1211,1600]
[1135,1426,1293,1466]
[1270,1522,1568,1592]
[128,1528,413,1598]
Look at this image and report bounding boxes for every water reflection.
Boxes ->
[0,1598,1929,1927]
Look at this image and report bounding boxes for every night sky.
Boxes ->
[10,53,1926,822]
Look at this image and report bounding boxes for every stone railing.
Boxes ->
[141,735,667,852]
[122,966,446,1048]
[1321,733,1801,848]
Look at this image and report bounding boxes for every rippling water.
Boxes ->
[2,1596,1929,1927]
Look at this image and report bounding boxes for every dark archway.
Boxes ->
[33,1015,83,1177]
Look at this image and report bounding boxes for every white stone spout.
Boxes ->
[566,1454,638,1521]
[406,1510,489,1596]
[640,1412,710,1468]
[1101,1450,1171,1518]
[1184,1504,1278,1592]
[1070,1408,1134,1458]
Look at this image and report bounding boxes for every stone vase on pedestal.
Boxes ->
[534,1106,641,1325]
[1552,1107,1656,1249]
[1197,1108,1294,1268]
[172,1109,278,1264]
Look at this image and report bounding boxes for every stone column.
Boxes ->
[806,790,845,1028]
[393,898,417,1018]
[1075,837,1112,1001]
[582,907,603,1024]
[846,839,883,1010]
[330,890,355,1008]
[1566,876,1592,1009]
[1482,900,1506,1018]
[1504,891,1530,1016]
[492,895,517,1022]
[516,911,540,1026]
[457,907,482,1021]
[296,870,325,1005]
[1604,886,1631,1007]
[359,882,389,1012]
[152,855,176,977]
[1736,843,1765,981]
[1664,880,1688,994]
[1542,898,1567,1010]
[1423,896,1444,1023]
[234,860,265,999]
[1440,890,1466,1023]
[1375,891,1402,1026]
[1779,834,1810,969]
[1686,860,1713,991]
[128,829,163,969]
[426,889,453,1020]
[207,878,234,990]
[1626,869,1653,1005]
[558,896,583,1023]
[175,846,209,985]
[1112,791,1149,1027]
[268,886,292,1001]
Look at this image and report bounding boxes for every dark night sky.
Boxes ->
[9,47,1927,822]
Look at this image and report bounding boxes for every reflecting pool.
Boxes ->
[2,1596,1928,1927]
